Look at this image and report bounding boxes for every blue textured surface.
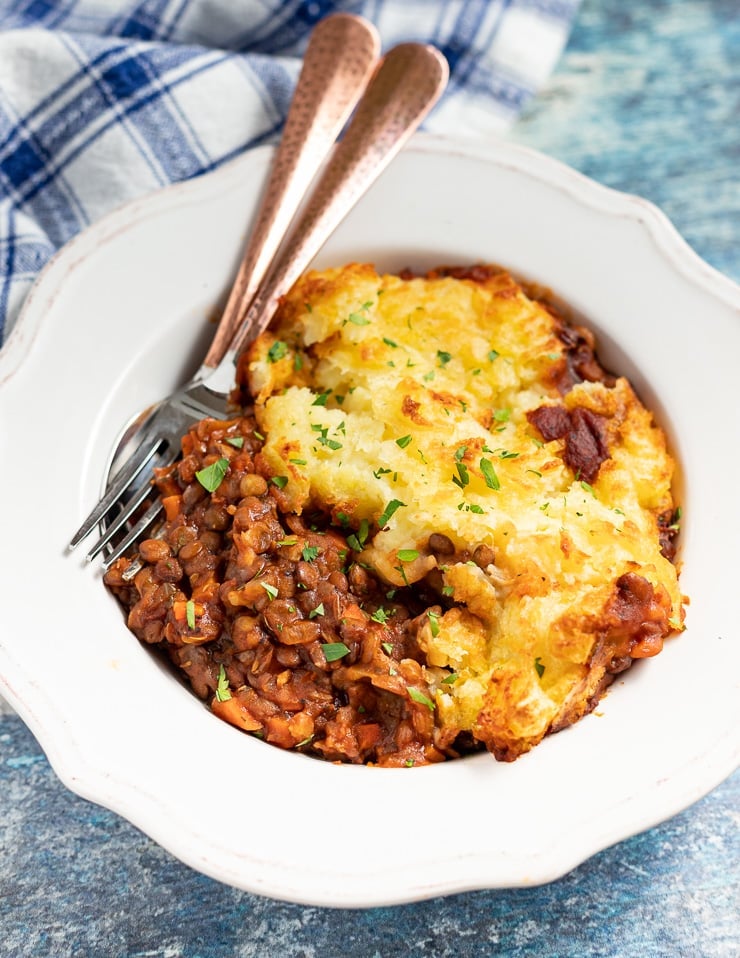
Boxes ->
[2,0,739,954]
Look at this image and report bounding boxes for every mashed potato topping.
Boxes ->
[246,263,684,760]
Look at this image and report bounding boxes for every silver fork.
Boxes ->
[69,41,449,568]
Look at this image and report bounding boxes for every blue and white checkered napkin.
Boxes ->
[0,0,580,343]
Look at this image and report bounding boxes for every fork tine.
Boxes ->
[69,436,164,548]
[85,477,159,561]
[101,498,165,570]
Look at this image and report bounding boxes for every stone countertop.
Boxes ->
[1,1,738,955]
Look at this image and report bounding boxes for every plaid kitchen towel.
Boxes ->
[0,0,580,343]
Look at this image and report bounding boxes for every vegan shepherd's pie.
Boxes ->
[105,263,684,765]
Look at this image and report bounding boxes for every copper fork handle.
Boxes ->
[202,12,380,368]
[226,43,449,361]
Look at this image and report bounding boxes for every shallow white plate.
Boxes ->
[1,135,738,907]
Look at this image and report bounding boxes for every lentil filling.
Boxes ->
[105,414,478,766]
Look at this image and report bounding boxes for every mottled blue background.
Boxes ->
[1,1,739,955]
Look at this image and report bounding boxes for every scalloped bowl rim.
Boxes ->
[0,133,738,907]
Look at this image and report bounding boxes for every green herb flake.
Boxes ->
[225,436,244,449]
[527,469,543,478]
[488,349,500,362]
[441,673,458,685]
[267,340,289,363]
[397,549,419,562]
[452,461,470,489]
[534,657,546,679]
[195,457,230,493]
[469,503,485,514]
[580,480,597,497]
[442,585,455,596]
[215,664,232,702]
[347,518,370,552]
[309,603,325,619]
[454,445,467,462]
[423,370,435,382]
[276,537,298,548]
[493,408,510,422]
[373,467,392,478]
[271,475,288,489]
[301,545,320,562]
[293,353,303,371]
[427,611,440,637]
[437,350,452,367]
[289,457,307,466]
[312,391,331,406]
[260,582,278,600]
[372,608,390,624]
[322,641,350,662]
[378,499,406,529]
[347,312,371,326]
[396,434,412,449]
[185,600,196,630]
[480,457,501,491]
[383,337,398,348]
[381,641,393,654]
[408,687,435,710]
[404,759,415,767]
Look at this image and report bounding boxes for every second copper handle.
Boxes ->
[228,43,450,359]
[203,13,380,367]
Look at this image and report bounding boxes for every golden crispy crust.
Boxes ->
[244,263,685,761]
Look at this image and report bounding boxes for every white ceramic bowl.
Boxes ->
[1,135,738,907]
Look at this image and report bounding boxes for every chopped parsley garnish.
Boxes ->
[215,664,231,702]
[185,600,196,630]
[437,350,452,367]
[469,503,485,514]
[580,480,596,497]
[378,499,406,529]
[322,642,350,662]
[441,673,458,685]
[225,436,244,449]
[381,641,393,654]
[493,408,510,422]
[260,582,278,600]
[347,518,370,552]
[488,349,500,362]
[480,457,500,490]
[454,445,467,461]
[534,657,546,679]
[312,391,331,406]
[442,585,454,596]
[289,457,307,466]
[373,467,392,478]
[423,369,435,381]
[427,610,440,637]
[499,450,519,460]
[301,545,320,562]
[397,549,419,562]
[347,312,371,326]
[271,475,288,489]
[408,688,435,710]
[396,434,412,448]
[372,608,390,624]
[452,461,469,489]
[527,469,543,478]
[195,457,229,492]
[267,340,289,363]
[383,337,398,348]
[293,353,303,371]
[308,603,325,619]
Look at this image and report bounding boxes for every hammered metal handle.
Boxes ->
[226,43,449,359]
[203,13,380,367]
